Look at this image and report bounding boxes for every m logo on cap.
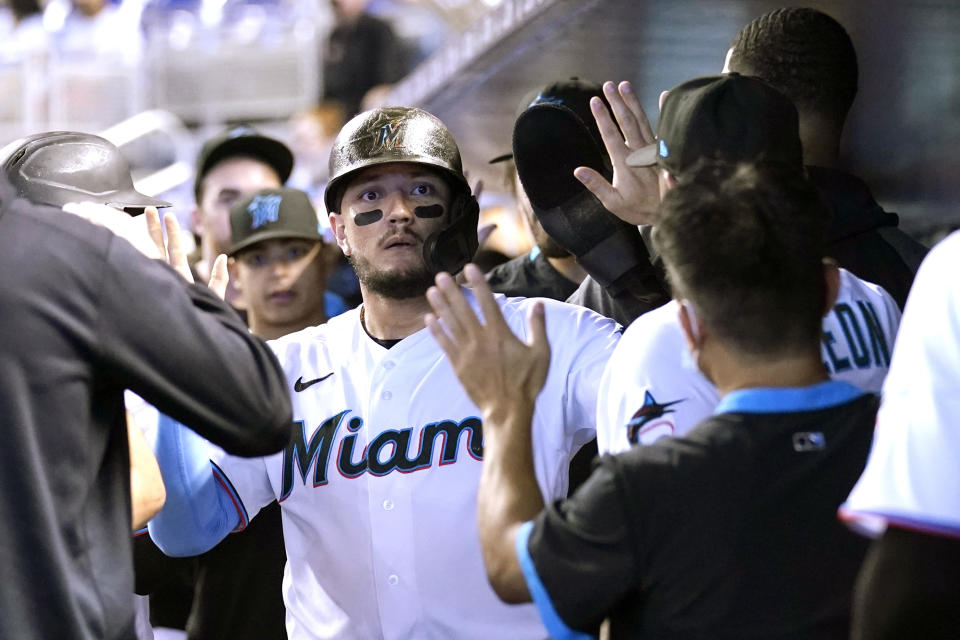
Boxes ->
[373,120,403,152]
[249,194,283,229]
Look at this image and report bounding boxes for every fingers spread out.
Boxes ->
[591,95,625,165]
[462,263,508,332]
[207,254,229,299]
[602,80,656,153]
[603,81,642,150]
[527,300,548,352]
[424,312,453,356]
[145,207,165,258]
[426,271,471,342]
[163,213,195,283]
[573,165,616,209]
[618,81,655,142]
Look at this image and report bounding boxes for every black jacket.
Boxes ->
[810,166,927,309]
[486,250,581,302]
[0,180,292,640]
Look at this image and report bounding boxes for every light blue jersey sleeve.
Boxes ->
[147,413,240,556]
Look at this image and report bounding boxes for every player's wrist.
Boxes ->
[481,402,535,437]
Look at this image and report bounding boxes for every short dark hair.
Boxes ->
[654,162,828,357]
[727,7,858,124]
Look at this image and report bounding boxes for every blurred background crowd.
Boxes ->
[1,0,959,275]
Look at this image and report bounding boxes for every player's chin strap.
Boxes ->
[422,190,480,275]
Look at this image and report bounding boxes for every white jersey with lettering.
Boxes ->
[213,289,620,640]
[840,231,960,539]
[597,268,900,454]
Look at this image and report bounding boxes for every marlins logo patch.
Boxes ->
[627,390,683,444]
[372,119,404,152]
[248,194,283,229]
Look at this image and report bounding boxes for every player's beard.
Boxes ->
[348,252,436,300]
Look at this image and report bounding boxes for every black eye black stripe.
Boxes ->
[414,204,444,218]
[354,209,383,226]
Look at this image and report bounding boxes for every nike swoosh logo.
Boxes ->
[294,373,333,392]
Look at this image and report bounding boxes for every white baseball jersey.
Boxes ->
[213,290,620,640]
[840,232,960,539]
[597,268,901,454]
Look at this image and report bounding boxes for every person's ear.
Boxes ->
[822,258,841,315]
[658,90,670,112]
[330,212,351,256]
[658,169,676,201]
[677,299,704,350]
[191,205,204,235]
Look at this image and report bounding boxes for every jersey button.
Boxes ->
[382,499,394,511]
[383,361,396,370]
[387,574,399,586]
[381,390,392,400]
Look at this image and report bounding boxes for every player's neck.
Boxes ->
[798,114,842,168]
[708,345,829,397]
[359,290,434,341]
[546,255,587,285]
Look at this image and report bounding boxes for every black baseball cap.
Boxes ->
[626,73,803,173]
[194,126,294,200]
[0,131,172,215]
[228,187,322,256]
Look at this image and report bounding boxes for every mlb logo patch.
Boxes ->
[249,194,283,229]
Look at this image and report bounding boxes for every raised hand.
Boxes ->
[573,80,660,226]
[146,209,194,283]
[425,264,550,425]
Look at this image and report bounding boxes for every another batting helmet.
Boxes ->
[323,106,478,274]
[0,131,172,215]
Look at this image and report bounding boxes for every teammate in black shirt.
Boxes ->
[425,162,877,639]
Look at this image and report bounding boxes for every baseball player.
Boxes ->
[566,74,901,453]
[839,231,960,639]
[148,106,621,639]
[430,161,878,639]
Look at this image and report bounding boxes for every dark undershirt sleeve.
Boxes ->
[518,458,637,638]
